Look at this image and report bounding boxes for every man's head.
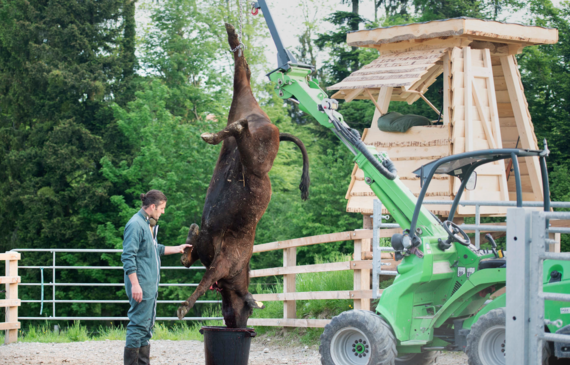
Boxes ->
[141,190,167,221]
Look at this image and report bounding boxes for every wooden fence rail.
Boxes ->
[249,228,400,328]
[1,252,21,344]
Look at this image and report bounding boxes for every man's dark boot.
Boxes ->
[124,347,139,365]
[138,344,150,365]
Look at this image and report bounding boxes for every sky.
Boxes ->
[136,0,566,77]
[257,0,566,72]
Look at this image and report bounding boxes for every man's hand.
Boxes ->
[131,284,143,303]
[165,244,192,255]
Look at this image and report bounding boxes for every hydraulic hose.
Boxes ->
[330,116,397,181]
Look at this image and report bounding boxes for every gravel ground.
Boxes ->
[0,339,469,364]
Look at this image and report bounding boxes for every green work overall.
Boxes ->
[121,209,165,349]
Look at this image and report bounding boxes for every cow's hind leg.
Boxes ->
[177,254,231,320]
[181,223,200,268]
[201,119,248,145]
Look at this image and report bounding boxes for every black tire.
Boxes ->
[320,310,397,365]
[395,351,439,365]
[466,308,550,365]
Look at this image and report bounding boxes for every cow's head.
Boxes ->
[221,291,264,328]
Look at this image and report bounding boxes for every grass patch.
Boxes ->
[4,315,224,345]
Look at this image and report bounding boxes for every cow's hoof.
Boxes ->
[177,304,189,320]
[181,253,192,268]
[201,133,216,144]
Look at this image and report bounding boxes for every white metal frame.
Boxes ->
[506,209,570,364]
[9,248,222,321]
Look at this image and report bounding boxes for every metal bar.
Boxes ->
[540,292,570,302]
[22,300,222,304]
[544,212,570,219]
[373,200,381,299]
[18,266,206,270]
[378,270,398,276]
[506,208,531,365]
[547,227,570,234]
[475,204,481,249]
[18,317,223,321]
[540,252,570,261]
[53,251,56,318]
[460,224,507,232]
[12,249,124,253]
[511,153,523,207]
[541,332,570,344]
[422,200,570,208]
[529,211,547,365]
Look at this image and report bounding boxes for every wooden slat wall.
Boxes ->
[345,124,453,216]
[450,47,510,215]
[491,55,542,201]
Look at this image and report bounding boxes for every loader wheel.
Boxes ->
[466,308,550,365]
[320,310,397,365]
[395,351,439,364]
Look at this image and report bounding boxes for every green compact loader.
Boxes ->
[251,2,570,364]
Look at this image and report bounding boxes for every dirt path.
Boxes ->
[0,339,469,364]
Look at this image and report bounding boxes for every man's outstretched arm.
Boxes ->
[164,244,192,255]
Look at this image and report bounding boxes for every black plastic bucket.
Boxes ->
[200,326,257,365]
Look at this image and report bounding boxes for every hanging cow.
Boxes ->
[176,23,310,328]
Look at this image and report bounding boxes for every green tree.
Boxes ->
[0,0,139,320]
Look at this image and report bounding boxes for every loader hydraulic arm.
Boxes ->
[253,0,445,248]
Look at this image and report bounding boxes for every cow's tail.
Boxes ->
[279,133,310,201]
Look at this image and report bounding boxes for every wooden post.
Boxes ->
[354,216,372,310]
[283,248,296,321]
[500,55,544,201]
[1,252,21,344]
[443,52,451,125]
[370,87,393,132]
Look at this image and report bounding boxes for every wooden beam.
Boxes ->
[347,18,558,48]
[5,256,19,344]
[500,55,543,200]
[283,247,296,321]
[406,90,442,116]
[353,223,371,310]
[483,49,510,202]
[0,322,20,331]
[378,87,393,114]
[472,84,497,149]
[0,253,20,261]
[247,318,331,328]
[253,230,373,253]
[365,88,385,116]
[250,261,373,278]
[0,299,21,307]
[252,290,375,302]
[443,53,451,125]
[464,47,474,152]
[344,88,364,103]
[0,276,20,284]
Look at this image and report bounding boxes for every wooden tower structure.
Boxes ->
[328,18,558,217]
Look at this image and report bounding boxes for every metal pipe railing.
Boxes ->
[9,248,220,322]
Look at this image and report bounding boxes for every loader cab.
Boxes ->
[407,147,552,252]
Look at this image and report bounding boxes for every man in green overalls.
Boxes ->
[121,190,191,365]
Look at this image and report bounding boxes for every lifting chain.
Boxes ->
[230,0,246,57]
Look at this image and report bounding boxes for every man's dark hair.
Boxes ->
[140,190,167,208]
